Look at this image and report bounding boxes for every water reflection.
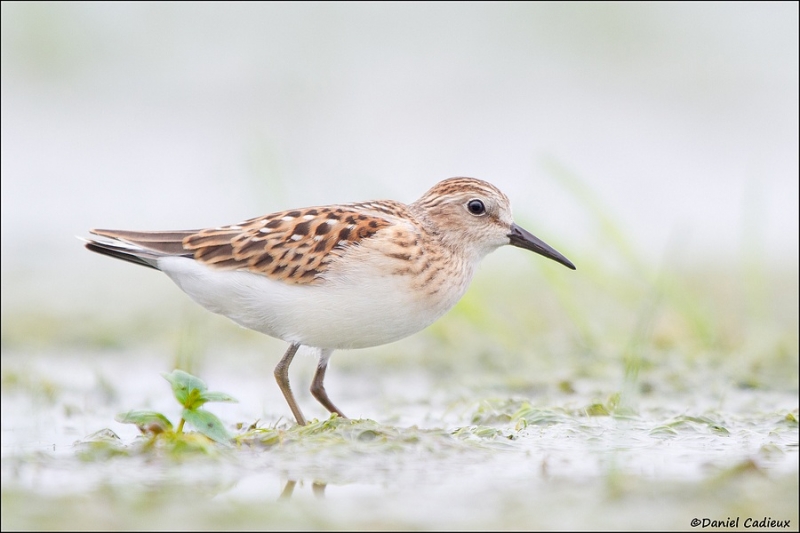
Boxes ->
[279,479,327,501]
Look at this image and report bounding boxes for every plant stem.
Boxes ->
[176,418,185,435]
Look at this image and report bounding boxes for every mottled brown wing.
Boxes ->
[182,205,396,284]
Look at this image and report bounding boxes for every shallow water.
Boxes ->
[2,346,797,530]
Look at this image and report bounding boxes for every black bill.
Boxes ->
[507,223,576,270]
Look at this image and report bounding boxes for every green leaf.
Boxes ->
[198,391,238,404]
[115,410,173,434]
[181,409,232,444]
[162,370,207,406]
[183,389,205,410]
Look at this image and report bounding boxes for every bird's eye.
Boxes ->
[466,199,486,216]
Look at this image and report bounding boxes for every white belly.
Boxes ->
[158,253,473,350]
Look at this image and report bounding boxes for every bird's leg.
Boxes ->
[274,343,306,426]
[310,349,347,419]
[279,480,296,500]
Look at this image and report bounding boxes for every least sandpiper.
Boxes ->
[84,177,575,425]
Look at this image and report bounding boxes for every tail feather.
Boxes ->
[83,229,197,270]
[84,241,161,270]
[90,229,198,255]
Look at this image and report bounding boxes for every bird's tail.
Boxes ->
[81,229,198,270]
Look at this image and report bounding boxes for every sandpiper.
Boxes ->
[84,177,575,425]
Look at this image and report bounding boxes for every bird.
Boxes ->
[84,177,575,425]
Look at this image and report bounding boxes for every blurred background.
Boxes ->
[2,2,797,304]
[1,3,798,529]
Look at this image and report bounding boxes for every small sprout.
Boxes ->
[114,370,238,450]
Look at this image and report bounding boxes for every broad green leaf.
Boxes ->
[162,370,207,406]
[115,410,173,434]
[181,409,232,444]
[198,391,238,404]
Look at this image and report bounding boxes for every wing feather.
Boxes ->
[182,204,402,284]
[88,201,412,285]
